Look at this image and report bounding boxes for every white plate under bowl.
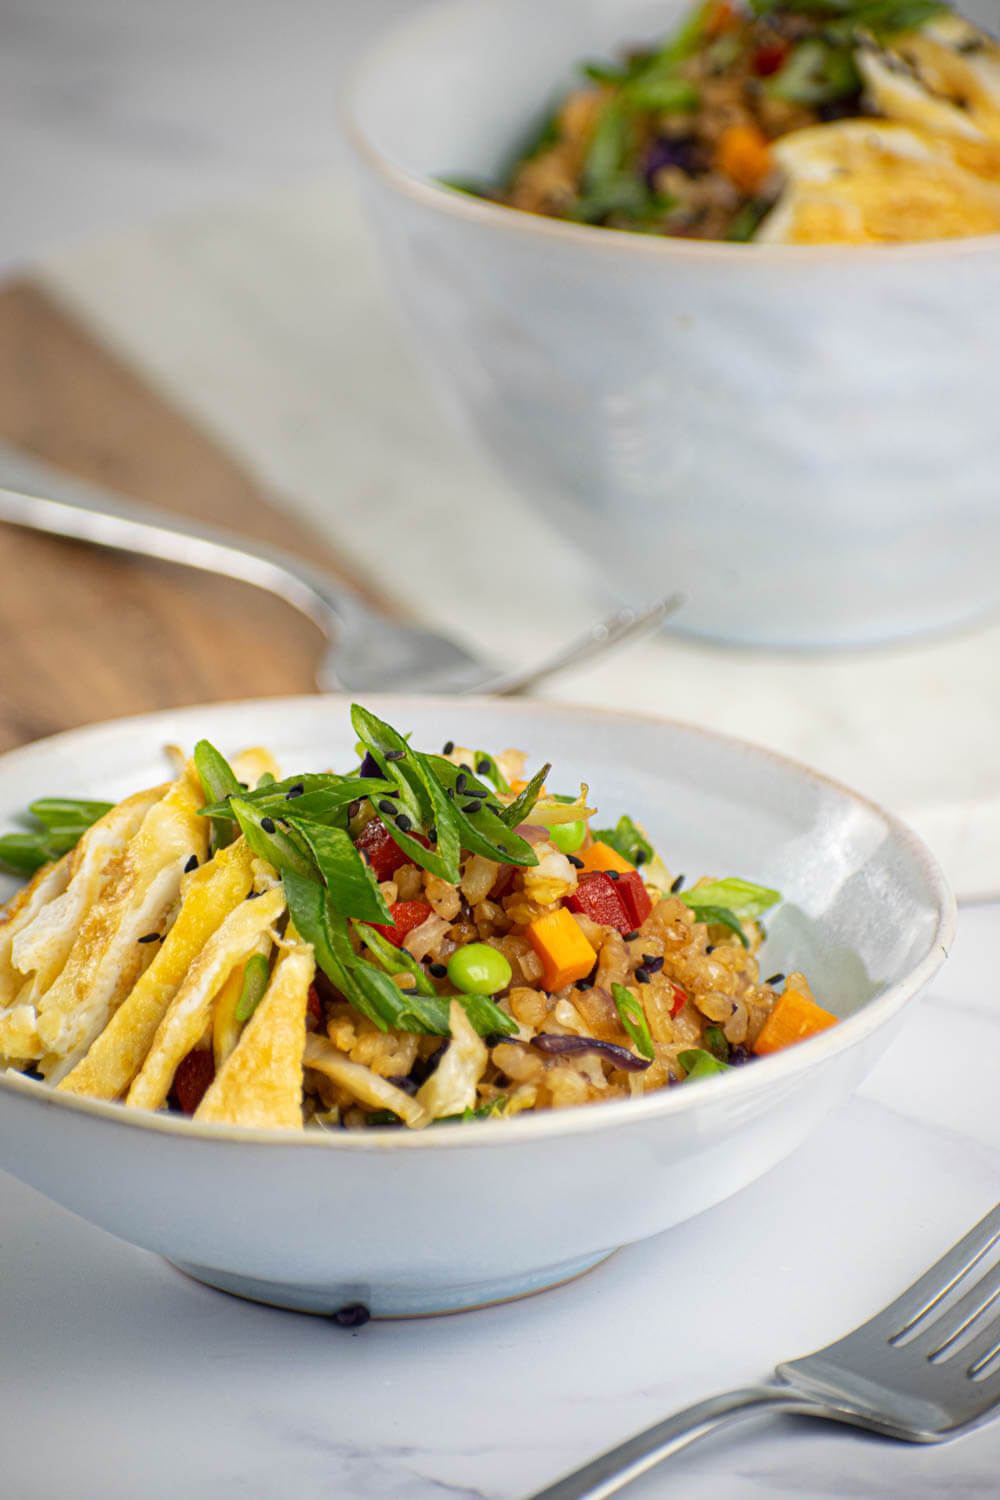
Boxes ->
[0,696,954,1317]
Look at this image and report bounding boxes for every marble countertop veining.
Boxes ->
[1,3,999,1495]
[3,905,1000,1500]
[0,0,424,272]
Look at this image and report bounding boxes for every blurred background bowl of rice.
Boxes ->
[347,0,1000,650]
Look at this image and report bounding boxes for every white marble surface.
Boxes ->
[1,5,999,1496]
[2,904,999,1500]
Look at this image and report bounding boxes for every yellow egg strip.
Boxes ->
[196,933,313,1129]
[127,884,286,1112]
[59,838,255,1101]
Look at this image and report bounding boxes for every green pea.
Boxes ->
[547,819,587,855]
[446,942,513,996]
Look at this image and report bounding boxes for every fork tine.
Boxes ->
[961,1312,1000,1380]
[884,1203,1000,1343]
[969,1329,1000,1381]
[916,1259,1000,1360]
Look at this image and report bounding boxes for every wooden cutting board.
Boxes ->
[0,282,384,753]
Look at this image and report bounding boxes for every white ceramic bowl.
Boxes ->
[347,0,1000,649]
[0,697,954,1316]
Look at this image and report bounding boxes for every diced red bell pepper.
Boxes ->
[753,40,789,76]
[306,984,323,1026]
[565,871,631,936]
[371,900,433,948]
[617,870,653,932]
[172,1048,216,1115]
[669,982,688,1017]
[355,817,417,881]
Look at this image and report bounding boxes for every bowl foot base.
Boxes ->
[168,1247,616,1318]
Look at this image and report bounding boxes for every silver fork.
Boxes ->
[0,442,680,695]
[528,1202,1000,1499]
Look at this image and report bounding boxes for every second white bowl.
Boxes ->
[348,0,1000,648]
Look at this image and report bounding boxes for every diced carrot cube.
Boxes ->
[752,988,837,1056]
[577,841,635,876]
[716,123,772,194]
[525,907,598,992]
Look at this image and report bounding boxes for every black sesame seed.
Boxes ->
[461,801,482,815]
[455,772,467,794]
[331,1303,371,1329]
[635,967,651,985]
[476,759,491,775]
[705,944,716,955]
[377,799,397,816]
[238,781,249,790]
[428,962,448,978]
[385,749,405,762]
[395,813,412,833]
[568,855,584,869]
[670,873,686,893]
[183,854,199,874]
[445,787,455,799]
[137,932,161,944]
[463,786,488,799]
[285,784,304,800]
[607,870,620,881]
[575,977,595,991]
[442,740,455,755]
[765,972,785,987]
[460,762,472,773]
[642,954,664,974]
[634,850,647,866]
[261,816,276,834]
[428,826,437,843]
[623,930,640,942]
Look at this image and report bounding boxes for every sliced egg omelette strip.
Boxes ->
[864,13,1000,144]
[195,930,313,1129]
[0,856,72,1016]
[32,770,209,1077]
[758,119,1000,243]
[2,785,164,1017]
[127,883,286,1112]
[58,837,256,1101]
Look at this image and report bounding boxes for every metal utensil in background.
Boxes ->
[528,1202,1000,1499]
[0,442,680,695]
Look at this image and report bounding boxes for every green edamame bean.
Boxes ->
[446,942,512,996]
[547,819,587,855]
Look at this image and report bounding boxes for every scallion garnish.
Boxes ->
[611,982,656,1061]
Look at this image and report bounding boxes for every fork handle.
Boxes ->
[0,475,371,639]
[526,1383,830,1500]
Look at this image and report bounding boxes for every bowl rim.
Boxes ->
[343,0,1000,267]
[0,692,956,1152]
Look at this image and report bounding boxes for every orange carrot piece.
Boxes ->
[752,988,837,1056]
[577,841,635,876]
[717,123,772,194]
[704,0,741,36]
[526,908,598,992]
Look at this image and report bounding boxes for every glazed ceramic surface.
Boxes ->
[0,697,954,1315]
[347,0,1000,649]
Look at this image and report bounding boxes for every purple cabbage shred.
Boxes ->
[531,1033,651,1071]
